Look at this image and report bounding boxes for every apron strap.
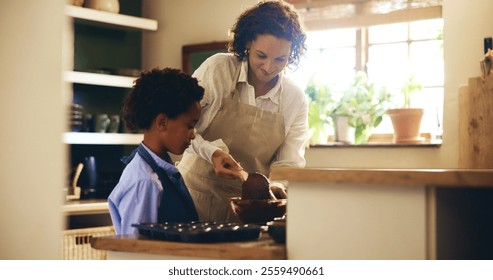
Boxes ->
[120,148,137,165]
[229,62,242,98]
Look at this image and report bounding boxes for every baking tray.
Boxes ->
[132,222,262,243]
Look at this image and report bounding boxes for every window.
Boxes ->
[287,18,444,144]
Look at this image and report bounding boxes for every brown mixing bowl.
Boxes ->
[229,197,287,224]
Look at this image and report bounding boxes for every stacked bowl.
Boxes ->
[70,103,83,132]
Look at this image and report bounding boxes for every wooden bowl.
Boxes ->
[229,197,287,224]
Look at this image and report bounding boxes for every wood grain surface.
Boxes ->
[91,234,286,260]
[270,167,493,187]
[459,76,493,168]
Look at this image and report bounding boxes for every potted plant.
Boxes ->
[386,75,425,143]
[305,72,391,145]
[332,71,392,144]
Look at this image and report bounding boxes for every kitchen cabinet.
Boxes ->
[64,1,158,192]
[62,2,157,259]
[270,167,493,260]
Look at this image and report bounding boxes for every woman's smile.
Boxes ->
[248,34,291,86]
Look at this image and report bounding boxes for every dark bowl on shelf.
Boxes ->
[70,120,83,132]
[229,197,287,224]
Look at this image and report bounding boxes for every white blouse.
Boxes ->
[187,53,309,168]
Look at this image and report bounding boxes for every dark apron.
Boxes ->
[122,144,198,223]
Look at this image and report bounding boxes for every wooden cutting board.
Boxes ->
[458,76,493,168]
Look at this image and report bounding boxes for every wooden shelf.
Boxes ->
[64,132,142,145]
[63,199,109,216]
[64,71,137,88]
[65,5,158,31]
[64,5,154,144]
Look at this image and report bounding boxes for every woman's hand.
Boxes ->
[211,149,244,181]
[269,182,287,199]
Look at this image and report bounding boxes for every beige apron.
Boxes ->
[177,63,285,222]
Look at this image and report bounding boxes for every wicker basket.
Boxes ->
[62,226,115,260]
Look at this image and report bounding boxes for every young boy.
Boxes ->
[108,68,204,235]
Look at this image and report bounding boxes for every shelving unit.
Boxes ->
[64,132,143,145]
[64,71,137,88]
[65,5,157,31]
[62,3,156,260]
[63,199,109,216]
[64,4,156,145]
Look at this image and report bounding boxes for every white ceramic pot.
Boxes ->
[333,115,355,144]
[84,0,119,14]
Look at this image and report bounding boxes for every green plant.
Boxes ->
[305,78,334,144]
[304,71,392,144]
[401,75,423,108]
[333,71,392,144]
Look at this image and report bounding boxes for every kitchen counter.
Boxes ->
[91,233,286,260]
[270,168,493,187]
[90,169,493,260]
[269,168,493,260]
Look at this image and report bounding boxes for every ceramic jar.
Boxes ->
[84,0,120,14]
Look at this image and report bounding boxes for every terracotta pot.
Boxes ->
[387,108,424,143]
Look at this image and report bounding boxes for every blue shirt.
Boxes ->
[108,144,186,235]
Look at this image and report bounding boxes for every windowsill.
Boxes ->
[309,133,442,148]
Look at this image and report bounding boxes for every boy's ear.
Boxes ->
[156,113,168,130]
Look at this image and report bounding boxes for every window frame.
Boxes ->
[291,19,443,146]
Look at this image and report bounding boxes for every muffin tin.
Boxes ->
[132,222,262,243]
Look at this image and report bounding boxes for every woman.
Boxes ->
[108,68,203,235]
[177,0,308,222]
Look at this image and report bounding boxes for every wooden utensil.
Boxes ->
[67,163,83,200]
[239,170,249,182]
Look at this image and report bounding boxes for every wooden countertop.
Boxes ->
[91,234,286,260]
[270,168,493,188]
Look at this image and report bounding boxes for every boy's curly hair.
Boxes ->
[122,68,204,132]
[228,0,307,67]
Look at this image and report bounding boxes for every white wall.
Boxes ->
[442,0,493,166]
[143,0,259,70]
[143,0,493,169]
[0,1,65,259]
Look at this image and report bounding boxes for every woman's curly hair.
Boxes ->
[122,68,204,132]
[228,0,307,67]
